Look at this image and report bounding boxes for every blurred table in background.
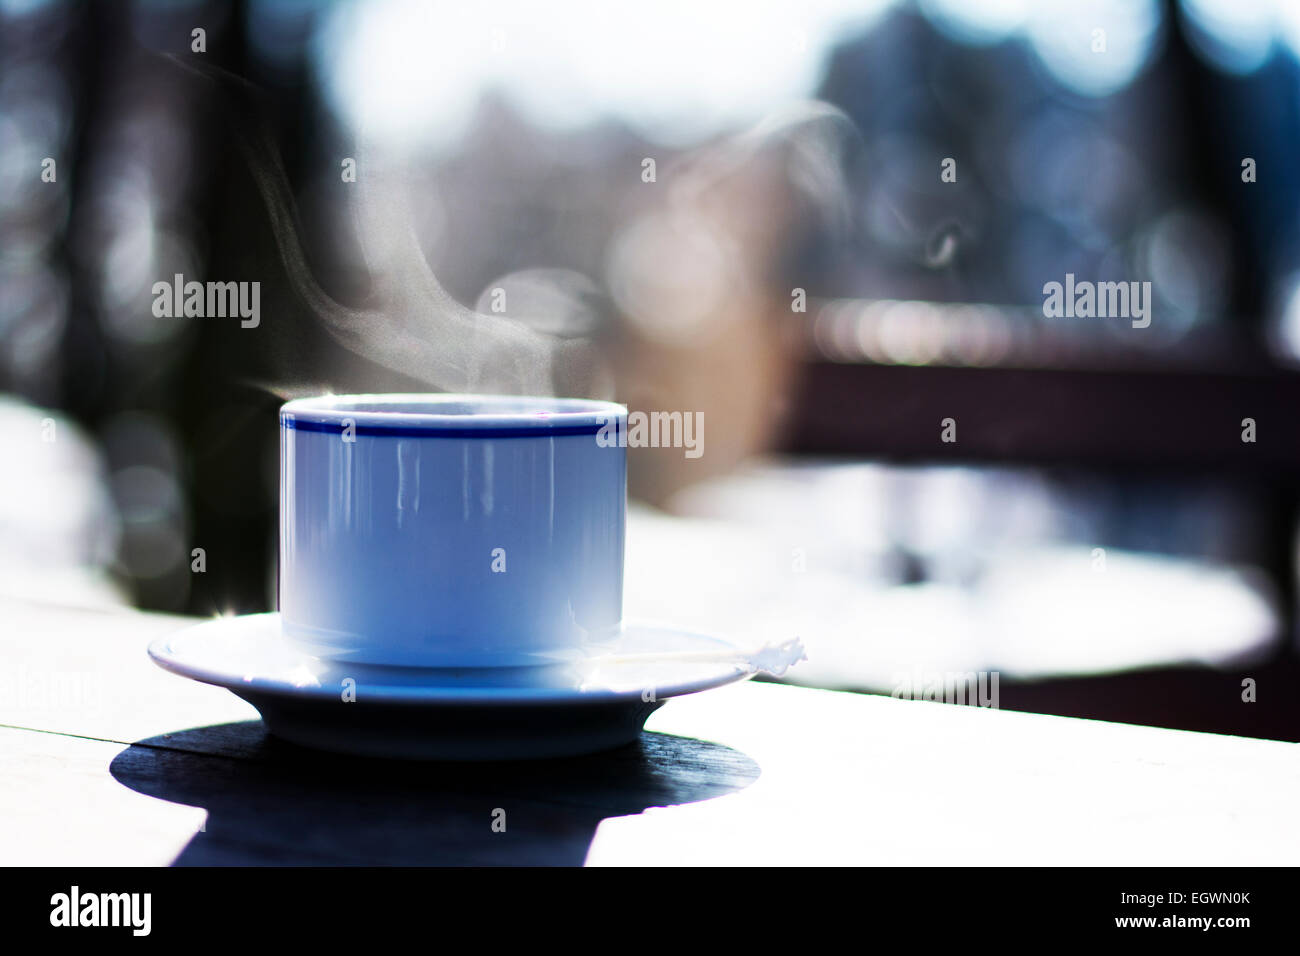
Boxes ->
[626,460,1283,691]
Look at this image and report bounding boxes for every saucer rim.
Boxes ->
[148,612,753,706]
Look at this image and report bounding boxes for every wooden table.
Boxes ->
[1,598,1296,866]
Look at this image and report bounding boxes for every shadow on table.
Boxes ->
[109,721,760,865]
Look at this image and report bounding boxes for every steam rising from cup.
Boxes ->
[171,56,859,405]
[171,56,588,397]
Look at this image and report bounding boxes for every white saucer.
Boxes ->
[148,613,758,760]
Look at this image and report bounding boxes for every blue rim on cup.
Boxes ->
[280,394,625,438]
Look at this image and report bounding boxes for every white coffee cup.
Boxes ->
[278,394,627,668]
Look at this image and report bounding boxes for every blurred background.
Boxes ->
[4,0,1300,739]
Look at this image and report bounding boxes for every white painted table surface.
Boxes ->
[0,598,1295,865]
